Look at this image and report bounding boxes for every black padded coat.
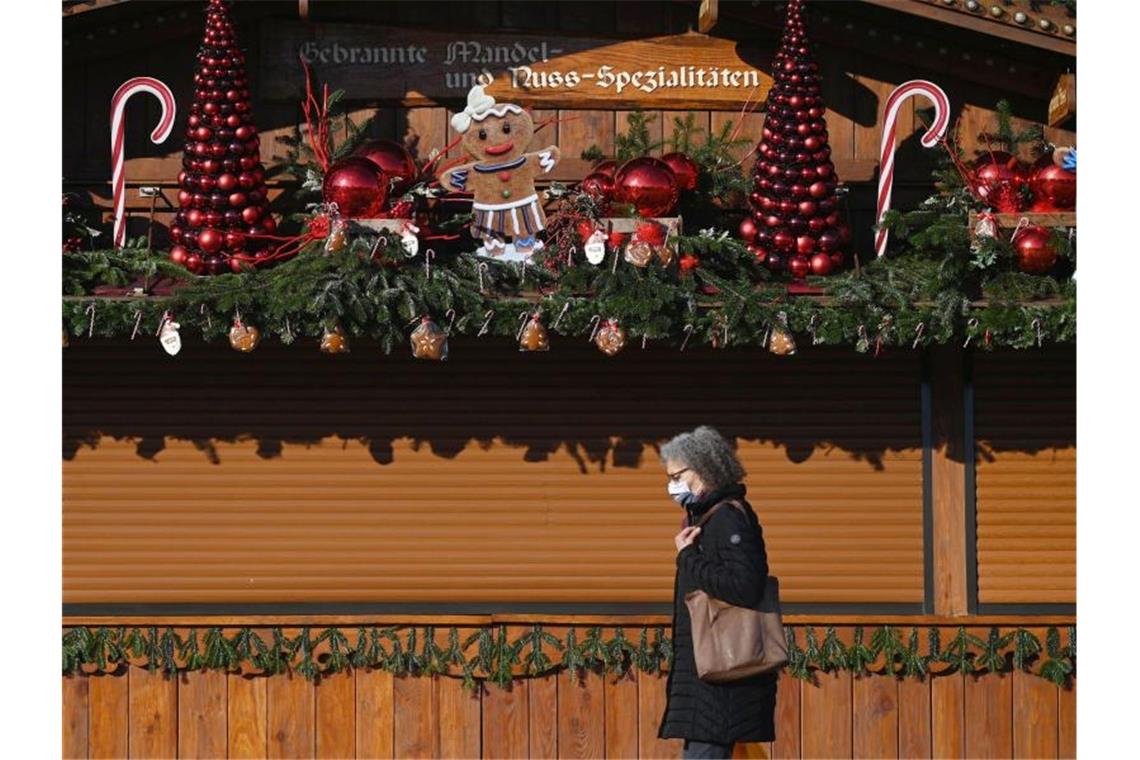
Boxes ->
[657,483,779,744]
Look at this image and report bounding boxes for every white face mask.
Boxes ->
[667,479,693,504]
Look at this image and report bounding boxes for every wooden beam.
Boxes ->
[929,344,970,616]
[62,613,1075,627]
[698,0,718,34]
[62,0,131,17]
[859,0,1075,57]
[716,4,1059,101]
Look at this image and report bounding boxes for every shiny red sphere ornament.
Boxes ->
[322,157,389,218]
[739,217,759,243]
[185,253,203,274]
[810,252,833,275]
[971,152,1025,212]
[169,245,189,265]
[614,157,679,217]
[660,152,699,191]
[353,139,418,197]
[795,235,816,255]
[1012,225,1058,274]
[788,255,811,279]
[1029,163,1076,211]
[580,172,616,204]
[773,230,794,252]
[198,228,223,254]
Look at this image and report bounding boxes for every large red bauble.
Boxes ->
[241,206,262,224]
[198,228,223,253]
[185,253,203,274]
[217,173,237,191]
[809,181,828,198]
[795,235,816,255]
[178,189,193,206]
[352,139,417,197]
[739,217,758,243]
[169,245,189,265]
[1029,163,1076,211]
[808,217,826,233]
[614,157,679,217]
[228,192,247,208]
[788,255,811,279]
[798,200,817,216]
[322,156,389,218]
[660,152,699,191]
[810,252,833,276]
[972,152,1024,212]
[580,172,615,203]
[1012,226,1058,274]
[185,209,204,228]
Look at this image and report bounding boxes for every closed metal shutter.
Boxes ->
[974,346,1076,604]
[64,338,925,606]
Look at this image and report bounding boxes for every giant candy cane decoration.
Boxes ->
[110,77,176,248]
[875,80,950,257]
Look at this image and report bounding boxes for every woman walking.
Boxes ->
[657,426,778,759]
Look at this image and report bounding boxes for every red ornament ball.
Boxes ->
[660,152,699,191]
[354,139,417,197]
[1029,163,1076,211]
[169,245,189,266]
[739,217,759,243]
[795,235,816,256]
[198,228,224,254]
[810,252,833,276]
[773,230,794,252]
[614,157,679,218]
[1012,226,1058,274]
[322,157,389,218]
[580,172,616,203]
[788,255,811,279]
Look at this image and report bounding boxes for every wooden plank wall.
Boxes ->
[63,652,1077,758]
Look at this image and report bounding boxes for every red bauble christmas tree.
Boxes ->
[171,0,272,275]
[746,0,847,278]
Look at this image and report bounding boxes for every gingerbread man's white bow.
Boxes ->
[451,84,497,133]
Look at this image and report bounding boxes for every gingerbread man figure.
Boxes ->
[440,84,560,260]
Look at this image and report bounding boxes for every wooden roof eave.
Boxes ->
[860,0,1075,57]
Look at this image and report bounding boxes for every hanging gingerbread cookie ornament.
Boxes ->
[440,81,560,262]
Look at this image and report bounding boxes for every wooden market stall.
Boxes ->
[62,1,1076,758]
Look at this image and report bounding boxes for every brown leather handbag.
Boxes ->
[684,500,788,682]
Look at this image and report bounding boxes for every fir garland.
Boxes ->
[62,623,1075,688]
[62,100,1073,352]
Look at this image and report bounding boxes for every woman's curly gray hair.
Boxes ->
[659,426,746,490]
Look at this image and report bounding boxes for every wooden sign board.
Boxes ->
[1048,73,1076,127]
[261,22,772,109]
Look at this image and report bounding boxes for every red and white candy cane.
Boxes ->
[110,77,176,248]
[875,80,950,257]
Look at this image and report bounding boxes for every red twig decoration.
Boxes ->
[299,55,332,173]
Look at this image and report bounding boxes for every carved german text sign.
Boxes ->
[261,22,772,109]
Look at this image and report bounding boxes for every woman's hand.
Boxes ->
[674,526,701,553]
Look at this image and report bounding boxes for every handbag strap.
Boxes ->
[694,498,744,529]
